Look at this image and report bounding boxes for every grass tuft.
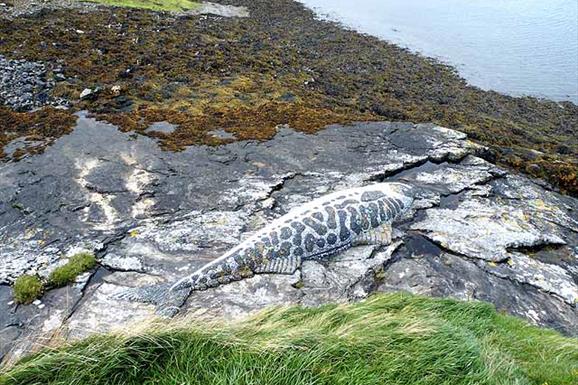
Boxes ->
[1,293,576,385]
[12,275,43,305]
[47,252,97,288]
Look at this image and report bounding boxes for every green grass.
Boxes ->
[47,252,96,288]
[85,0,200,12]
[12,275,43,305]
[1,293,576,385]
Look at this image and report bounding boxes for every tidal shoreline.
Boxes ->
[0,0,576,194]
[297,0,578,104]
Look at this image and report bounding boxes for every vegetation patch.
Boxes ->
[12,275,43,305]
[0,106,77,159]
[10,253,95,305]
[47,252,97,288]
[0,0,576,194]
[1,293,576,385]
[86,0,200,12]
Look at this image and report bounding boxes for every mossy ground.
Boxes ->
[10,253,96,304]
[1,293,576,385]
[12,275,43,305]
[0,0,576,194]
[47,252,96,288]
[86,0,200,12]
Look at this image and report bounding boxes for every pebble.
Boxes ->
[79,88,93,99]
[32,299,42,306]
[0,54,68,111]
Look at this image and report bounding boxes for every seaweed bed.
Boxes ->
[0,0,576,194]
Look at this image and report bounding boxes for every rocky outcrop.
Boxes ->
[0,115,576,365]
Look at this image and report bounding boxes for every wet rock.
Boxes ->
[484,252,577,305]
[183,272,302,321]
[208,129,236,140]
[1,117,577,363]
[0,274,90,366]
[300,242,402,306]
[184,2,249,18]
[3,137,48,158]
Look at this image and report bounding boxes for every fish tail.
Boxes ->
[116,282,192,318]
[115,282,173,305]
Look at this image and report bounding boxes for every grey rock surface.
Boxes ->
[1,115,577,365]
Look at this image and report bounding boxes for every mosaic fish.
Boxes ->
[120,182,415,316]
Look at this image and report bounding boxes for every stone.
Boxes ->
[0,54,68,111]
[79,88,94,99]
[144,121,178,134]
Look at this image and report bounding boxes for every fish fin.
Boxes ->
[353,223,392,246]
[255,255,301,274]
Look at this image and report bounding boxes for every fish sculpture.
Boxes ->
[120,182,415,316]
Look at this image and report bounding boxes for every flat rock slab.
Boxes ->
[1,116,577,365]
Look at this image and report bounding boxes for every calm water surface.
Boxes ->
[299,0,578,103]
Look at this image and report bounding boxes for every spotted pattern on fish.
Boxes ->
[324,206,337,229]
[270,231,279,245]
[120,183,415,316]
[347,206,362,235]
[280,227,292,240]
[327,233,338,245]
[368,202,380,228]
[337,209,350,241]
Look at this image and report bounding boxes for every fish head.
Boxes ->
[371,182,416,213]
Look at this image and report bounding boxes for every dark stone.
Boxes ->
[327,233,338,245]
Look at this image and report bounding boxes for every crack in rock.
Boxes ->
[482,252,578,305]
